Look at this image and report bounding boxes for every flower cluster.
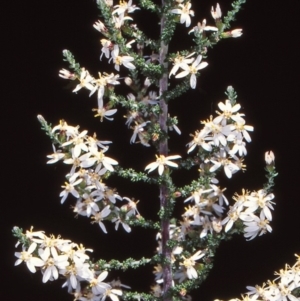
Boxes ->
[44,118,141,233]
[216,254,300,301]
[14,227,125,301]
[153,230,206,288]
[222,188,275,240]
[187,96,253,178]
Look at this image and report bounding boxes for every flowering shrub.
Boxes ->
[13,0,299,301]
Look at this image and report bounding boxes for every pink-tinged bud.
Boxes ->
[211,3,222,20]
[265,151,275,165]
[173,191,181,198]
[221,29,243,38]
[59,69,76,80]
[93,20,107,33]
[124,77,133,86]
[230,29,243,37]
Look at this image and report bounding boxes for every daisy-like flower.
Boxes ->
[88,149,118,172]
[110,45,135,71]
[187,129,212,153]
[89,271,111,295]
[130,121,150,144]
[145,154,181,175]
[15,242,44,273]
[73,68,95,93]
[52,120,79,138]
[38,246,69,283]
[244,189,275,221]
[180,250,205,279]
[229,120,254,143]
[175,55,208,89]
[60,178,83,204]
[209,149,240,178]
[242,211,272,240]
[169,52,195,78]
[214,99,245,125]
[62,130,89,158]
[171,1,194,27]
[91,205,112,233]
[113,0,140,18]
[93,98,117,122]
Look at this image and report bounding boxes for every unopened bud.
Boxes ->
[124,77,133,86]
[173,191,181,198]
[104,0,113,7]
[144,77,151,87]
[211,3,222,20]
[221,29,243,38]
[265,151,275,165]
[37,115,46,124]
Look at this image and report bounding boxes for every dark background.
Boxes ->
[3,0,300,300]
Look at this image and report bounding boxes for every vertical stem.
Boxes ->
[159,2,172,300]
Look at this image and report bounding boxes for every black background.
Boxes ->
[3,0,300,300]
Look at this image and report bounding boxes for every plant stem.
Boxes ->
[159,2,172,300]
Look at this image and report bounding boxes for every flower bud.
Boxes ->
[37,115,46,124]
[221,29,243,38]
[144,77,151,87]
[265,151,275,165]
[124,77,133,86]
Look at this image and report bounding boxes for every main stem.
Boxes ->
[159,3,172,301]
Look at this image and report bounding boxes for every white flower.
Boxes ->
[113,0,140,17]
[180,250,205,279]
[93,97,117,122]
[214,99,245,125]
[38,247,69,283]
[110,45,135,71]
[60,178,83,204]
[52,120,79,138]
[15,243,44,273]
[171,1,194,27]
[169,52,195,78]
[87,149,118,172]
[243,211,272,240]
[187,129,212,153]
[145,154,181,175]
[46,144,65,164]
[89,271,111,295]
[62,130,89,158]
[130,121,150,144]
[209,149,240,178]
[73,68,95,93]
[244,189,275,221]
[175,55,208,89]
[91,205,111,233]
[100,39,113,60]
